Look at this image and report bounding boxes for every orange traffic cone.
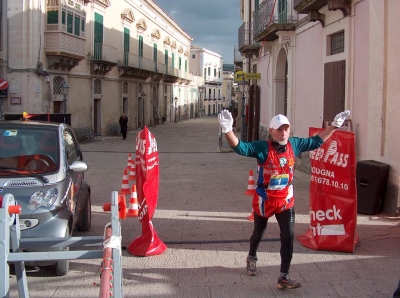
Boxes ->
[126,153,133,173]
[120,168,131,195]
[126,184,139,217]
[128,158,136,181]
[244,170,256,196]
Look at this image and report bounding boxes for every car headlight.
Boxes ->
[28,188,59,210]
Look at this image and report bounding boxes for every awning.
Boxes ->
[0,78,9,90]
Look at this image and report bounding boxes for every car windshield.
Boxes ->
[0,127,59,175]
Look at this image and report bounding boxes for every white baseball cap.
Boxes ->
[269,114,290,129]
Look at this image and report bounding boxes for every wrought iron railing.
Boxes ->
[253,0,298,37]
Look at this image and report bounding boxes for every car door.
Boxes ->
[63,129,84,220]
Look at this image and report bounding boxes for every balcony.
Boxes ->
[44,30,86,71]
[294,0,351,18]
[88,43,118,75]
[253,0,298,42]
[234,45,243,71]
[238,22,261,56]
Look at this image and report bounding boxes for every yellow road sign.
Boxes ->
[245,73,261,80]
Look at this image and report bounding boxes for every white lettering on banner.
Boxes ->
[310,223,345,236]
[311,167,335,178]
[138,197,148,221]
[147,130,158,154]
[309,206,344,236]
[309,141,349,168]
[309,205,342,221]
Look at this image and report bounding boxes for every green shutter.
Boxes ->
[255,0,259,8]
[185,60,187,72]
[47,10,58,24]
[74,16,80,36]
[67,12,73,33]
[81,19,85,32]
[153,43,157,62]
[172,53,175,68]
[62,10,66,25]
[179,57,181,70]
[165,49,168,67]
[278,0,287,23]
[139,35,143,57]
[94,13,103,60]
[124,28,130,65]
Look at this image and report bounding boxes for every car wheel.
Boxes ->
[55,226,70,276]
[76,193,91,232]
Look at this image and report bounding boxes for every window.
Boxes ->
[74,15,80,36]
[192,54,195,58]
[165,49,168,67]
[46,3,85,37]
[52,76,65,95]
[139,35,144,57]
[214,68,216,77]
[329,31,344,55]
[63,130,78,164]
[185,60,187,72]
[47,10,58,24]
[179,57,182,70]
[208,67,210,76]
[172,53,175,68]
[153,43,157,62]
[94,13,103,60]
[123,28,129,65]
[204,68,206,79]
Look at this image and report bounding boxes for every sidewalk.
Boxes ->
[8,117,400,297]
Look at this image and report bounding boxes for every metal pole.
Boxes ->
[63,95,67,114]
[142,97,145,129]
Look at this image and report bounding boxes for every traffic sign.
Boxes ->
[245,73,261,80]
[235,71,246,82]
[0,78,9,90]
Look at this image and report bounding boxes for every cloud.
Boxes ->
[155,0,241,63]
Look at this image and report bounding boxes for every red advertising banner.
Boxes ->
[297,128,358,252]
[127,127,167,256]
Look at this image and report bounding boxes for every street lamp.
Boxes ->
[238,80,248,141]
[61,82,70,114]
[141,92,146,128]
[174,97,178,123]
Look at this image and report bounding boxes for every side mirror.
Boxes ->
[68,161,88,172]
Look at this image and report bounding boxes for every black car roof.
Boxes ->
[0,120,64,129]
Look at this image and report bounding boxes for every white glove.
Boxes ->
[218,110,233,133]
[332,110,351,128]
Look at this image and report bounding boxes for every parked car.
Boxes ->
[0,120,91,275]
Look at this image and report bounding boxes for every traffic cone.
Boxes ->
[126,153,133,173]
[126,184,139,217]
[244,170,256,196]
[120,168,131,195]
[128,157,136,181]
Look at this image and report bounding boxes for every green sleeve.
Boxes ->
[289,135,324,156]
[232,139,270,164]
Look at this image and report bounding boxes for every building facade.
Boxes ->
[190,45,223,116]
[237,0,400,215]
[0,0,193,133]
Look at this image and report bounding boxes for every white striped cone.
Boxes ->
[128,157,136,181]
[120,168,131,194]
[127,184,139,217]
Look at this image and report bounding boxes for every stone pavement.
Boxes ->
[8,117,400,297]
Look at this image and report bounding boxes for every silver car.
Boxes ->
[0,120,91,276]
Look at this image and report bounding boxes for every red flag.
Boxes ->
[127,126,167,256]
[297,128,358,252]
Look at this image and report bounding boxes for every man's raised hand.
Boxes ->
[218,109,233,133]
[332,110,351,128]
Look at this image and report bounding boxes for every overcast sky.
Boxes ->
[154,0,242,64]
